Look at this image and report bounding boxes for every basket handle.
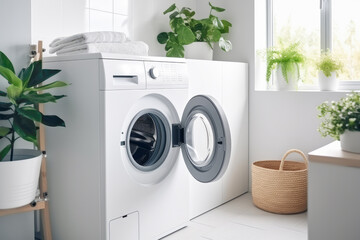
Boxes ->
[279,149,308,171]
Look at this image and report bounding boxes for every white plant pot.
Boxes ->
[0,149,42,209]
[340,130,360,154]
[184,42,213,60]
[318,71,338,91]
[274,65,298,91]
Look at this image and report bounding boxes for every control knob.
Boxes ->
[149,67,160,79]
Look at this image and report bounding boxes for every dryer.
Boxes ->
[43,53,231,240]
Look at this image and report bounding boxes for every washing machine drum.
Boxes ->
[129,114,157,165]
[128,112,170,170]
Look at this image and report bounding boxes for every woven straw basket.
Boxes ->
[252,149,308,214]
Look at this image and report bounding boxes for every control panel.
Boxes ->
[100,59,189,90]
[144,61,188,89]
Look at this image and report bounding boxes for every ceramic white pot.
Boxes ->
[0,149,42,209]
[274,64,298,91]
[184,42,213,60]
[318,71,338,91]
[340,130,360,154]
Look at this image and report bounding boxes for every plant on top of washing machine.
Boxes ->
[157,2,232,58]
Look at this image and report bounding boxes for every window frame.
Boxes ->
[321,0,332,50]
[266,0,360,90]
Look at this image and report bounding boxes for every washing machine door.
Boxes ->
[174,95,231,183]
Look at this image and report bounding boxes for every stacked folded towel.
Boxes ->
[49,31,149,56]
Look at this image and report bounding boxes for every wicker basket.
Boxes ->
[252,149,308,214]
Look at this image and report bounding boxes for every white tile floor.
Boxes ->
[162,193,307,240]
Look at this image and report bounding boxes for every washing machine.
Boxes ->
[43,53,231,240]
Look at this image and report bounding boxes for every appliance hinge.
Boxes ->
[172,124,184,147]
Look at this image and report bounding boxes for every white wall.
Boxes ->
[0,0,32,72]
[206,0,255,64]
[0,0,35,238]
[31,0,199,56]
[132,0,196,56]
[250,91,345,162]
[31,0,132,53]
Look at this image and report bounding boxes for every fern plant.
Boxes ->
[266,43,305,83]
[316,50,343,77]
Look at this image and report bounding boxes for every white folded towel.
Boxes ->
[55,41,149,56]
[49,31,128,48]
[49,40,84,54]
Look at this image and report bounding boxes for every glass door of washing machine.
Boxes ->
[127,110,171,172]
[172,95,231,183]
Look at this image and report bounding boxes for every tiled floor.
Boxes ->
[162,193,307,240]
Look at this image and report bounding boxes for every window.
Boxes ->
[268,0,360,87]
[332,0,360,81]
[271,0,320,85]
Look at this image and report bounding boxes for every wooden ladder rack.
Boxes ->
[0,41,52,240]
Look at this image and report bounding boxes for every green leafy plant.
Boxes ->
[266,43,305,83]
[318,92,360,140]
[157,2,232,58]
[316,50,343,77]
[0,51,67,161]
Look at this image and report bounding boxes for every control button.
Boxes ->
[149,67,160,79]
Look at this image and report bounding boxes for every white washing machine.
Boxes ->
[43,53,231,240]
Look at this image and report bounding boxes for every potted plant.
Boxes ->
[318,92,360,153]
[266,43,305,90]
[0,51,67,209]
[316,50,343,91]
[157,2,232,59]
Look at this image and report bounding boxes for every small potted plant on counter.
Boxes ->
[266,43,305,90]
[316,50,343,91]
[0,51,67,209]
[157,2,232,59]
[318,92,360,153]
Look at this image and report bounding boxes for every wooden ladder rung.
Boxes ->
[0,201,46,217]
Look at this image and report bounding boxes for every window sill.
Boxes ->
[254,89,359,93]
[255,81,360,92]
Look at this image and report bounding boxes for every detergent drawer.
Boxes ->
[100,60,146,90]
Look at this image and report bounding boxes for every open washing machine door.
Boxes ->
[172,95,231,183]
